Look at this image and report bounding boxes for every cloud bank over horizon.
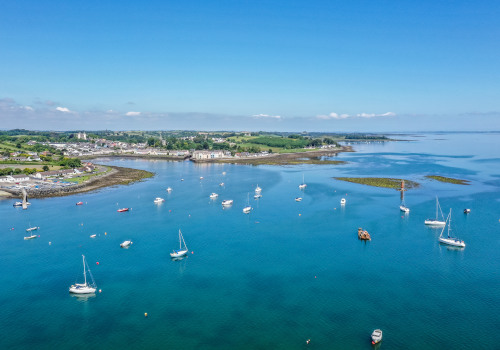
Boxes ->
[1,97,499,132]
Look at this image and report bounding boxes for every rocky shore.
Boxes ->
[2,166,154,199]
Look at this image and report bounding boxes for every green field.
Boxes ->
[425,175,470,185]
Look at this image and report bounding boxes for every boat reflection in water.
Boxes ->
[71,293,96,302]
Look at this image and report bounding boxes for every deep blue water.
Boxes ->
[1,132,499,349]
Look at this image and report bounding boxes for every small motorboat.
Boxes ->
[117,208,130,212]
[154,197,165,204]
[254,194,262,199]
[222,199,233,206]
[222,172,226,175]
[26,226,39,232]
[120,240,133,248]
[400,205,410,213]
[255,185,262,193]
[371,329,382,344]
[199,176,204,180]
[13,201,31,207]
[76,201,84,205]
[464,208,471,214]
[210,193,219,199]
[219,182,224,186]
[90,234,97,238]
[295,197,302,202]
[166,187,172,192]
[340,198,346,205]
[243,206,252,214]
[24,234,37,240]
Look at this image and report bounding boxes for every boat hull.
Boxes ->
[24,235,37,240]
[170,250,188,258]
[400,205,410,213]
[439,237,466,247]
[425,219,446,226]
[69,284,96,294]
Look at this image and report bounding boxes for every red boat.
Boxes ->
[117,208,129,212]
[76,202,84,205]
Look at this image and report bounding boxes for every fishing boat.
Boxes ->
[439,209,466,248]
[69,255,97,294]
[170,229,189,258]
[243,193,252,213]
[424,196,446,226]
[76,201,84,205]
[154,197,165,204]
[222,199,233,206]
[295,197,302,202]
[371,329,383,344]
[120,240,132,248]
[255,184,262,193]
[166,187,172,192]
[117,208,129,212]
[210,193,219,199]
[299,174,307,189]
[340,198,346,205]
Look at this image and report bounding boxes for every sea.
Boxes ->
[1,132,499,350]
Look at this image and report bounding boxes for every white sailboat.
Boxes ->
[154,197,165,204]
[425,196,446,226]
[69,255,97,294]
[255,184,262,193]
[243,193,252,213]
[170,229,189,258]
[299,174,307,189]
[222,199,233,207]
[340,198,346,205]
[439,209,466,248]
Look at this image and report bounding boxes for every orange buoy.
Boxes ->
[144,313,148,317]
[96,262,100,265]
[99,289,102,293]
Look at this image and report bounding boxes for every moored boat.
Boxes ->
[170,229,189,258]
[154,197,165,204]
[24,234,37,240]
[425,196,446,226]
[166,187,172,192]
[439,209,466,248]
[222,199,233,206]
[295,197,302,202]
[340,198,346,205]
[371,329,382,344]
[120,240,132,248]
[76,201,84,205]
[69,255,97,294]
[299,174,307,189]
[210,193,219,199]
[117,208,129,212]
[26,226,39,232]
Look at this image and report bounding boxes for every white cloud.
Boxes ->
[126,111,141,116]
[56,106,72,113]
[317,112,350,120]
[252,113,282,119]
[23,106,34,111]
[356,112,396,118]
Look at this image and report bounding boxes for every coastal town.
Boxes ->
[0,130,354,197]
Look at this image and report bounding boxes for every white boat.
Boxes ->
[424,196,446,226]
[439,209,466,248]
[219,182,224,186]
[255,185,262,193]
[210,192,219,199]
[13,201,31,207]
[24,234,37,240]
[69,255,97,294]
[166,187,172,192]
[154,197,165,204]
[295,197,302,202]
[464,208,471,214]
[199,176,204,180]
[340,198,346,205]
[400,205,410,213]
[26,226,39,232]
[120,240,132,248]
[299,174,307,189]
[90,234,97,238]
[222,199,233,206]
[243,193,252,213]
[170,229,189,258]
[254,194,262,199]
[371,329,383,344]
[222,171,226,175]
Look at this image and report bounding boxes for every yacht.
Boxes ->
[170,229,189,258]
[255,185,262,193]
[166,187,172,192]
[439,209,466,248]
[154,197,165,204]
[120,240,132,248]
[210,193,219,199]
[340,198,346,205]
[222,199,233,206]
[424,196,446,226]
[69,255,97,294]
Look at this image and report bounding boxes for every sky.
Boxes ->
[1,0,499,132]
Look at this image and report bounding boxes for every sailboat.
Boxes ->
[255,184,262,193]
[299,174,307,189]
[439,209,466,248]
[243,193,252,213]
[399,179,410,213]
[69,255,97,294]
[170,229,189,258]
[425,196,446,226]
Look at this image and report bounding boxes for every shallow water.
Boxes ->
[1,132,499,349]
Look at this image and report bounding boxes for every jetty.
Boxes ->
[358,228,371,240]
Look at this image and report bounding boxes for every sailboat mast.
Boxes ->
[448,209,452,237]
[435,196,438,220]
[82,255,87,285]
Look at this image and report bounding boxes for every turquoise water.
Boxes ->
[1,132,499,349]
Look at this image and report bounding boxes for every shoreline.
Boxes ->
[0,165,154,199]
[191,146,353,165]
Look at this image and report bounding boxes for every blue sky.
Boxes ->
[1,0,499,131]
